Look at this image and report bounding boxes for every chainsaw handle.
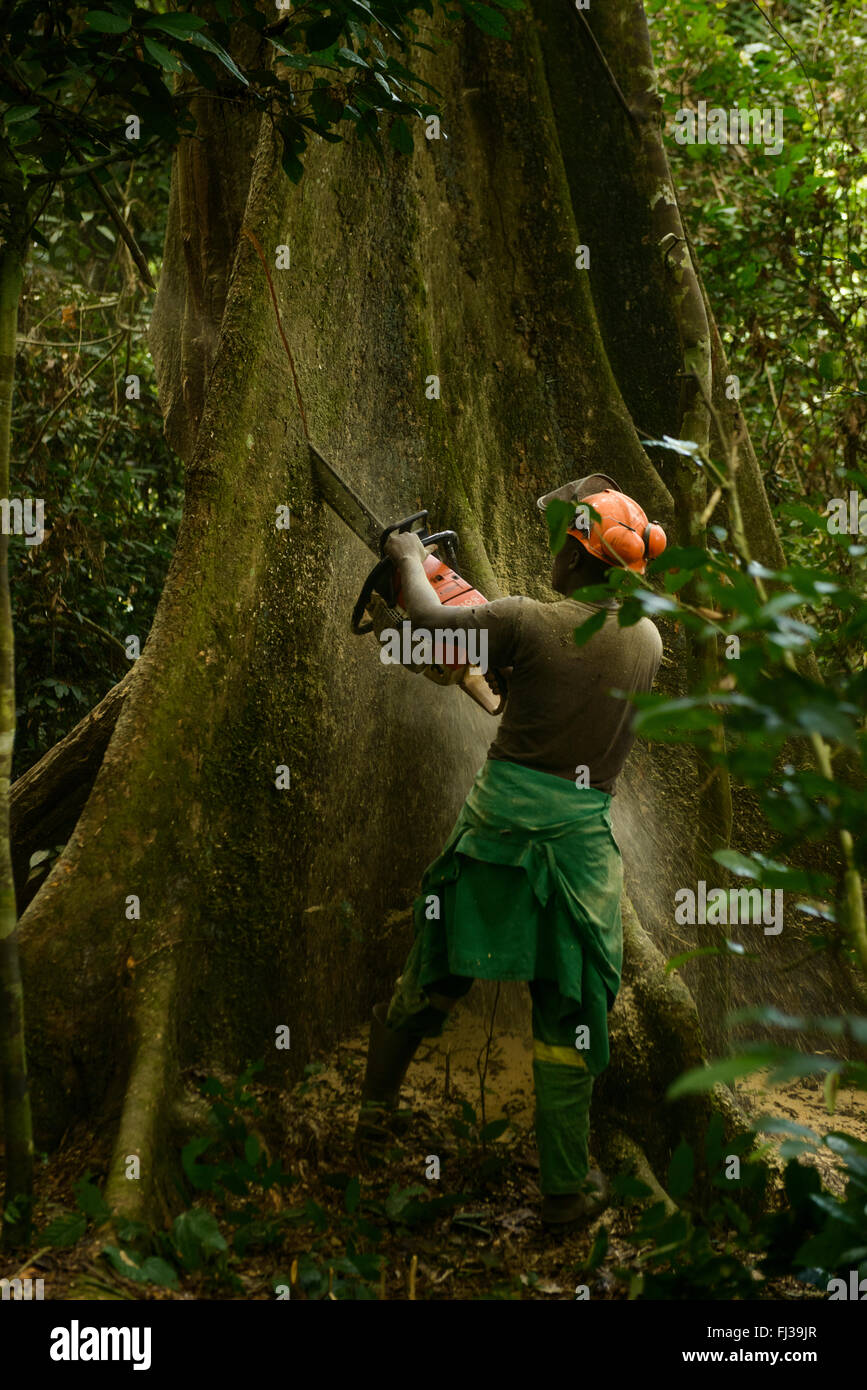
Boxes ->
[378,514,459,570]
[419,530,459,567]
[351,557,392,635]
[378,511,429,553]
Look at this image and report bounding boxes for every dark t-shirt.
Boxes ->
[454,596,663,794]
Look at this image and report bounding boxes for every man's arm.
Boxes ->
[383,531,525,671]
[384,531,444,625]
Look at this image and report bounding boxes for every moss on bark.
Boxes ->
[11,2,852,1225]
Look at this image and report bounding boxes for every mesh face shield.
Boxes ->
[536,474,622,514]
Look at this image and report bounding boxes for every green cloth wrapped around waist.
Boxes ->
[412,758,624,1073]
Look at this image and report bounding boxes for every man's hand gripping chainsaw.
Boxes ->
[351,511,506,716]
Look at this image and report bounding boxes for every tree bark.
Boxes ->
[11,2,859,1223]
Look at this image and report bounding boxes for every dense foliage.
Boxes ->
[3,0,865,1295]
[542,0,867,1291]
[648,0,866,680]
[12,167,179,772]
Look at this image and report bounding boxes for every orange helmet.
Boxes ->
[568,490,666,574]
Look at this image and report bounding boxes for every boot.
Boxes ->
[354,1004,422,1152]
[540,1168,609,1229]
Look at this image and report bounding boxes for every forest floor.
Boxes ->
[4,1004,863,1302]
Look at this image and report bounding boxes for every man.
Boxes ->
[356,473,665,1227]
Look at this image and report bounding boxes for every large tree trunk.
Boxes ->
[12,1,859,1222]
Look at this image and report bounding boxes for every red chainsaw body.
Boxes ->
[393,556,486,669]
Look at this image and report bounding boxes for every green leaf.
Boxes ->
[572,609,607,647]
[612,1173,654,1200]
[337,46,370,68]
[102,1245,178,1287]
[729,1008,867,1045]
[544,497,576,556]
[665,940,751,973]
[582,1226,609,1271]
[173,1208,227,1270]
[384,1183,426,1221]
[85,10,130,32]
[818,352,839,381]
[667,1141,695,1198]
[348,0,404,43]
[666,1048,784,1098]
[307,14,345,51]
[114,1220,148,1246]
[751,1114,821,1144]
[480,1118,510,1142]
[389,116,414,154]
[74,1175,111,1223]
[7,118,40,143]
[824,1132,867,1177]
[181,1136,215,1190]
[345,1175,361,1213]
[272,49,312,69]
[3,105,41,124]
[712,849,819,892]
[374,70,395,100]
[651,545,708,575]
[775,164,793,196]
[188,32,250,86]
[779,502,825,531]
[758,592,805,620]
[463,1,511,38]
[43,1211,87,1247]
[280,143,304,183]
[142,36,185,72]
[621,590,679,617]
[666,945,721,973]
[271,44,312,69]
[143,13,208,38]
[767,1054,837,1085]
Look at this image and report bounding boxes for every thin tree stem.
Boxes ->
[690,372,867,977]
[0,243,34,1248]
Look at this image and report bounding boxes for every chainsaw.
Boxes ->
[237,230,505,716]
[309,443,506,716]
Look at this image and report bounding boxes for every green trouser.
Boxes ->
[386,936,595,1195]
[385,758,622,1195]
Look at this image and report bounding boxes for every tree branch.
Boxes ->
[25,331,125,461]
[86,171,155,290]
[11,669,135,912]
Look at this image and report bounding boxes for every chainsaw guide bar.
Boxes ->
[309,441,506,717]
[308,442,386,556]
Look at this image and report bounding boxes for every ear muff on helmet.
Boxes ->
[643,522,667,561]
[602,524,644,566]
